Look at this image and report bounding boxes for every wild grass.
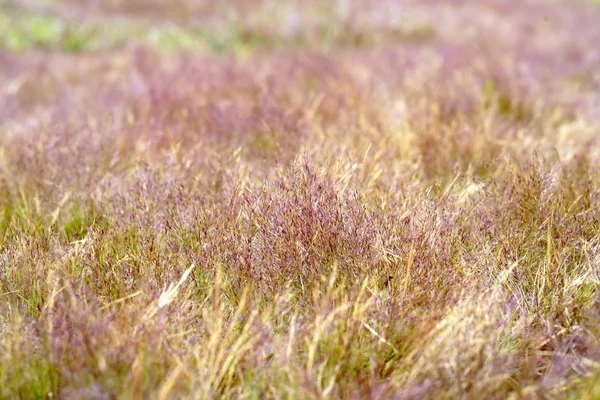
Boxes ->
[1,0,600,398]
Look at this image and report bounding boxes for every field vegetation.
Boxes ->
[1,0,600,398]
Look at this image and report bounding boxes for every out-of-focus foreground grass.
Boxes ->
[1,0,600,398]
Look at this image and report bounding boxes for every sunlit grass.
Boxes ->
[1,0,600,398]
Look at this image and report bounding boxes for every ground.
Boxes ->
[1,0,600,398]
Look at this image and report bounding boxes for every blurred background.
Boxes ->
[0,0,598,57]
[1,0,599,139]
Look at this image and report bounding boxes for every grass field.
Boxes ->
[1,0,600,398]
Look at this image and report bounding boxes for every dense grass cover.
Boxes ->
[1,0,600,398]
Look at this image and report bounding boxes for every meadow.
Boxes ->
[1,0,600,398]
